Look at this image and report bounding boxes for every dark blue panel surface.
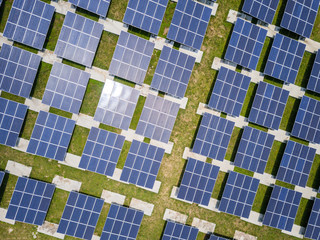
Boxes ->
[242,0,279,24]
[162,221,199,240]
[0,171,5,187]
[305,198,320,240]
[69,0,110,17]
[307,49,320,94]
[209,234,229,240]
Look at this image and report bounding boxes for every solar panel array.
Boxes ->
[305,198,320,240]
[6,177,55,226]
[242,0,279,24]
[78,127,125,177]
[263,185,302,231]
[120,140,165,189]
[42,62,90,114]
[57,191,104,240]
[151,46,196,99]
[248,81,289,130]
[162,221,199,240]
[208,67,251,117]
[136,94,180,143]
[276,140,315,187]
[209,234,229,240]
[0,97,28,147]
[224,18,267,70]
[54,11,104,67]
[109,31,155,85]
[0,44,41,98]
[291,96,320,144]
[123,0,168,35]
[280,0,320,38]
[101,203,144,240]
[193,113,235,161]
[94,79,140,130]
[307,49,320,94]
[177,158,220,206]
[3,0,55,50]
[0,171,4,186]
[27,111,76,161]
[167,0,212,50]
[219,171,259,218]
[234,126,274,174]
[264,33,306,84]
[69,0,110,17]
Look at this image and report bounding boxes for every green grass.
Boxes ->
[80,79,104,116]
[252,184,273,214]
[279,96,300,132]
[68,126,90,156]
[275,180,295,190]
[307,154,320,189]
[49,107,72,118]
[233,167,254,177]
[144,49,161,85]
[30,62,52,99]
[20,110,38,140]
[116,141,131,169]
[265,141,285,175]
[0,91,25,104]
[295,198,313,227]
[159,2,176,38]
[225,127,242,161]
[44,13,65,51]
[62,59,86,70]
[240,82,257,117]
[130,96,146,130]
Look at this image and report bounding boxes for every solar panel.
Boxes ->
[248,81,289,130]
[167,0,212,50]
[224,18,267,70]
[242,0,279,24]
[109,31,155,85]
[69,0,111,17]
[162,221,199,240]
[0,0,2,6]
[94,79,140,130]
[234,126,274,174]
[54,11,104,67]
[57,191,104,240]
[6,177,55,226]
[0,171,5,186]
[78,127,125,177]
[263,185,302,231]
[192,112,235,161]
[305,198,320,240]
[3,0,55,50]
[209,234,229,240]
[101,203,144,240]
[26,111,76,161]
[219,171,259,218]
[123,0,168,35]
[280,0,320,38]
[276,140,316,187]
[264,33,306,84]
[208,67,251,117]
[42,62,90,114]
[177,158,220,206]
[307,49,320,94]
[0,44,41,98]
[151,46,196,99]
[0,97,28,147]
[120,140,165,189]
[291,96,320,144]
[136,94,180,143]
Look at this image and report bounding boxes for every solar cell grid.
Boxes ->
[6,177,55,226]
[177,158,220,206]
[208,67,251,117]
[305,198,320,240]
[307,49,320,94]
[162,221,199,240]
[69,0,110,17]
[0,171,5,187]
[0,44,41,98]
[209,234,229,240]
[242,0,280,24]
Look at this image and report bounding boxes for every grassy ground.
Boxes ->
[0,0,320,240]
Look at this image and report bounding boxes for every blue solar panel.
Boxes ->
[177,158,220,206]
[54,11,104,67]
[0,44,41,98]
[307,49,320,94]
[225,18,267,70]
[151,46,196,99]
[192,113,235,161]
[0,171,5,186]
[234,126,274,174]
[291,96,320,144]
[281,0,320,38]
[6,177,55,226]
[0,97,28,147]
[79,127,125,177]
[57,191,104,240]
[305,198,320,240]
[42,62,90,114]
[263,185,302,231]
[242,0,279,24]
[248,81,289,130]
[209,234,229,240]
[208,67,251,117]
[219,171,259,218]
[101,203,144,240]
[264,33,306,84]
[162,221,199,240]
[123,0,168,35]
[26,111,76,161]
[120,140,165,189]
[276,140,316,187]
[3,0,55,50]
[167,0,212,50]
[69,0,110,17]
[0,0,2,6]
